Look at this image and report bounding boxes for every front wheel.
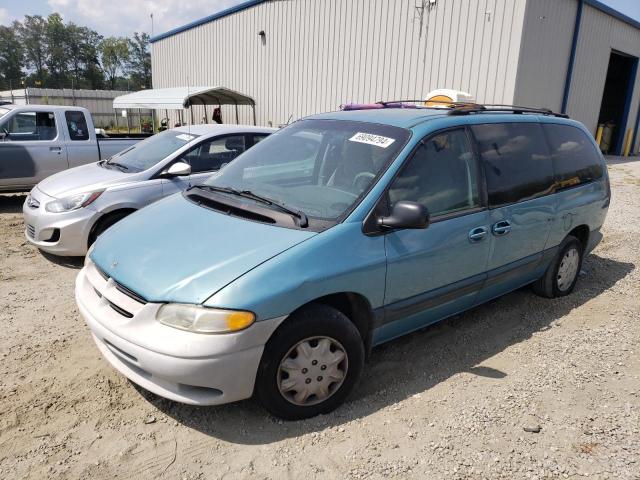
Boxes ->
[532,235,583,298]
[255,304,364,420]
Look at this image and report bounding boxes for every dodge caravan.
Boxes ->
[76,103,609,419]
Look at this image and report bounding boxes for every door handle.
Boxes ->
[468,226,488,242]
[49,146,62,152]
[492,220,512,236]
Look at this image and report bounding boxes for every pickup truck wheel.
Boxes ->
[88,211,133,247]
[532,235,583,298]
[256,304,364,420]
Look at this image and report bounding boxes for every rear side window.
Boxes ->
[65,111,89,140]
[542,124,603,189]
[471,123,553,207]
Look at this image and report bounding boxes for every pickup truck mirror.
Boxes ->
[378,201,429,230]
[162,161,191,177]
[0,128,8,141]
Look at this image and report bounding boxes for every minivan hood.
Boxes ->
[90,193,317,304]
[37,162,132,198]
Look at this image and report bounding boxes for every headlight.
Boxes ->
[156,304,255,334]
[46,191,103,213]
[85,243,96,266]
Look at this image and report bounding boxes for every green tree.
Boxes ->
[0,25,24,89]
[100,37,130,90]
[16,15,48,85]
[127,32,151,89]
[67,23,104,89]
[45,13,69,88]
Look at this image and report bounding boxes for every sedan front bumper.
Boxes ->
[23,188,98,256]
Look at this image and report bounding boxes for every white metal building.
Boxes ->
[150,0,640,155]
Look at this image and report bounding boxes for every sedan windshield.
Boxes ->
[105,130,200,172]
[204,119,410,222]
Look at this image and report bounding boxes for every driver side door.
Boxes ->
[376,128,491,343]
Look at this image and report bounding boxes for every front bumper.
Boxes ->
[23,188,98,256]
[75,262,285,405]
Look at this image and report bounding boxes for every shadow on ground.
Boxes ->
[139,254,633,444]
[39,251,84,269]
[0,193,27,214]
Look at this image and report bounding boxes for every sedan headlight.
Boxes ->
[46,191,103,213]
[156,304,255,334]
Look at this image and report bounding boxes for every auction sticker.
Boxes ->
[349,132,396,148]
[176,134,196,142]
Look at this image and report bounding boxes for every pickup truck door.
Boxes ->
[63,110,101,168]
[161,134,251,195]
[0,109,68,189]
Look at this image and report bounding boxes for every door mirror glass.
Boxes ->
[378,201,429,230]
[164,161,191,177]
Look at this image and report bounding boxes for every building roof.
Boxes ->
[150,0,640,44]
[112,86,256,110]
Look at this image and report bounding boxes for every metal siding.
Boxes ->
[513,0,578,112]
[151,0,527,127]
[567,4,640,152]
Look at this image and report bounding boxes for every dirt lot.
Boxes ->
[0,158,638,480]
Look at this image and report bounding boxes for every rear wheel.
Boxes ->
[256,304,364,420]
[532,235,583,298]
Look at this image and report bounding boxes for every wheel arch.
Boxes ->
[568,224,589,250]
[88,207,137,246]
[272,292,376,359]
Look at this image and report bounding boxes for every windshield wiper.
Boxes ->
[105,160,129,171]
[194,185,308,227]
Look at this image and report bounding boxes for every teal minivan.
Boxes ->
[76,103,610,419]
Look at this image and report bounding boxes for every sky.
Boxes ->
[0,0,639,38]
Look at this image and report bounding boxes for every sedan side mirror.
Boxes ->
[378,201,429,230]
[163,161,191,177]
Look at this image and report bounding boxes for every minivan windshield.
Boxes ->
[104,129,200,172]
[203,119,410,223]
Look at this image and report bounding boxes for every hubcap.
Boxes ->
[277,336,348,406]
[557,247,580,291]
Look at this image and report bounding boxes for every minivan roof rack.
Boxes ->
[449,103,569,118]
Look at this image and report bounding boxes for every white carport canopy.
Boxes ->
[112,87,257,125]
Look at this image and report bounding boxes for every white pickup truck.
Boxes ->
[0,104,147,192]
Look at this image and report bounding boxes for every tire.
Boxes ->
[88,211,133,247]
[532,235,583,298]
[255,304,365,420]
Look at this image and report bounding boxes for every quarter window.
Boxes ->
[65,111,89,141]
[542,124,603,189]
[388,129,480,217]
[3,111,57,141]
[182,135,246,173]
[471,123,553,207]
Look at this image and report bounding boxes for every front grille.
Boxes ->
[94,264,147,305]
[26,224,36,239]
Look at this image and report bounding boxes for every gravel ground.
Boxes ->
[0,157,638,480]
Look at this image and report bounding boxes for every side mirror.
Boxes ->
[163,161,191,177]
[378,201,429,230]
[0,128,8,141]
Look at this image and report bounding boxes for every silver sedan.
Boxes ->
[23,124,276,256]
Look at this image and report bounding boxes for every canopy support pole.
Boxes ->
[201,98,208,123]
[252,104,257,126]
[234,100,239,124]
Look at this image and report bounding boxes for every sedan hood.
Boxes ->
[90,193,317,304]
[37,162,132,198]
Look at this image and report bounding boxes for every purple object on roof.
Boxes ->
[340,102,421,111]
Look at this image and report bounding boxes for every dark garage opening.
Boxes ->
[597,50,638,155]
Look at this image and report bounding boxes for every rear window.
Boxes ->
[542,124,603,189]
[471,123,554,207]
[65,111,89,141]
